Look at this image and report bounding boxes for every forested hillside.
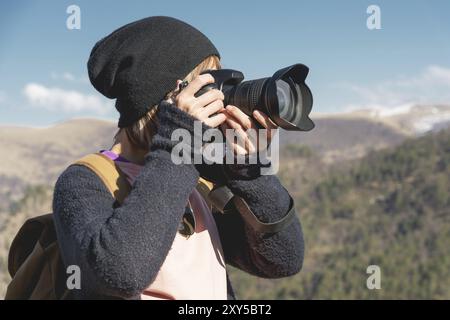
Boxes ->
[229,129,450,299]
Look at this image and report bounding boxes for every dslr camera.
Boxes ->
[195,64,314,131]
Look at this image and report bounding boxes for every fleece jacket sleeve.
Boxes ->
[212,156,305,279]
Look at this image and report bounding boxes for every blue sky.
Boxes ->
[1,0,450,126]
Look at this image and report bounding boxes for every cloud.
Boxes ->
[50,72,90,84]
[23,83,112,115]
[338,65,450,114]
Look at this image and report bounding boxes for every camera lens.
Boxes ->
[276,78,298,123]
[206,64,314,131]
[225,78,267,116]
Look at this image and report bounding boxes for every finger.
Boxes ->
[253,110,278,129]
[225,117,247,142]
[220,122,230,134]
[223,122,247,153]
[220,122,233,143]
[198,99,225,118]
[182,73,215,97]
[203,113,227,128]
[233,142,248,156]
[225,105,254,130]
[195,89,224,108]
[227,112,261,153]
[225,115,244,133]
[221,121,251,155]
[253,110,278,141]
[225,109,258,152]
[225,117,255,153]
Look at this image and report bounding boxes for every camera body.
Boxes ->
[195,69,245,102]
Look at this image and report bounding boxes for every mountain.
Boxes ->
[339,104,450,135]
[280,116,407,163]
[0,118,117,211]
[282,104,450,164]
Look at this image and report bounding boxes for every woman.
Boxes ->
[53,16,304,300]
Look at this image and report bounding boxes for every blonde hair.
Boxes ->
[113,55,221,151]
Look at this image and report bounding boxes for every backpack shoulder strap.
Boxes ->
[196,177,214,208]
[72,152,131,205]
[74,152,215,207]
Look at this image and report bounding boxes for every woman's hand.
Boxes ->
[221,105,278,156]
[168,74,227,128]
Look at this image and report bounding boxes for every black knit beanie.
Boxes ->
[87,16,220,128]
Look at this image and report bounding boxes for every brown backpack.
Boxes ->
[5,152,214,300]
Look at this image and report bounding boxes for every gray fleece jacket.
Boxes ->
[52,101,304,299]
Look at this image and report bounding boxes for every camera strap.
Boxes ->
[208,185,297,234]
